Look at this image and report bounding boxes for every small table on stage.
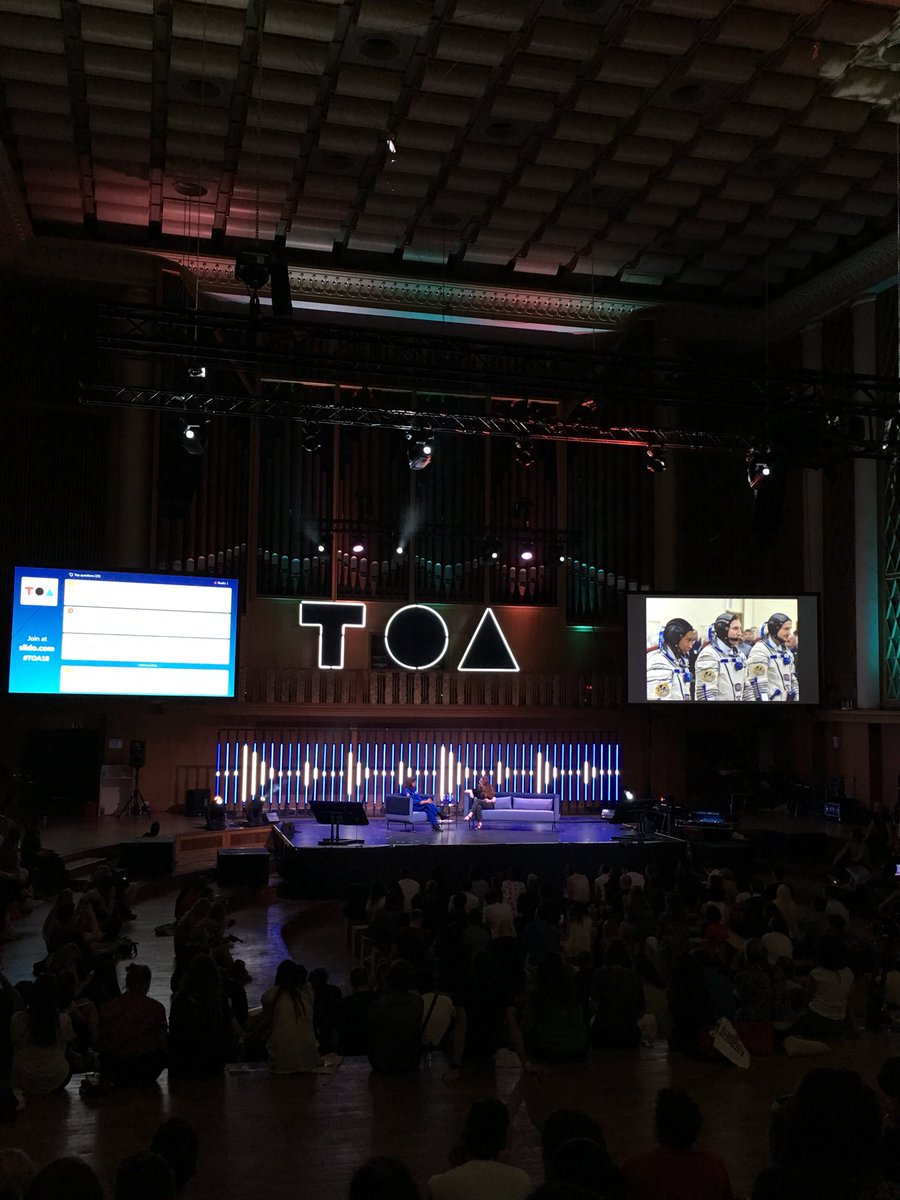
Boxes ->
[440,794,460,831]
[310,801,369,846]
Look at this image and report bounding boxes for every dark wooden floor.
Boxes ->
[0,810,875,1200]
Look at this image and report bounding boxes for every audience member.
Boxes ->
[11,972,74,1094]
[98,963,167,1087]
[348,1158,419,1200]
[0,1149,36,1200]
[368,959,423,1075]
[261,959,323,1074]
[622,1087,733,1200]
[753,1067,889,1199]
[114,1152,175,1200]
[167,953,235,1080]
[427,1098,530,1200]
[309,966,343,1054]
[523,953,589,1063]
[338,966,374,1057]
[590,940,644,1050]
[791,935,853,1039]
[26,1158,104,1200]
[149,1118,199,1197]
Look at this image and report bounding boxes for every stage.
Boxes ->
[37,805,847,900]
[271,813,718,897]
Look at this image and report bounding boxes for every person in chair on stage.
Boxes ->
[464,774,496,830]
[401,775,443,831]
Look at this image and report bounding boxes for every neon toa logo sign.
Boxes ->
[299,602,519,672]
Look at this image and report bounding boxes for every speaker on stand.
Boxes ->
[115,741,149,817]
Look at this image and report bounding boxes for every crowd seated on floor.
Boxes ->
[6,1072,897,1199]
[2,809,900,1195]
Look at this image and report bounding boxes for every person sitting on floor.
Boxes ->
[260,959,323,1074]
[790,934,854,1040]
[10,972,75,1095]
[168,953,236,1080]
[337,966,374,1057]
[368,958,424,1075]
[115,1152,176,1200]
[427,1098,531,1200]
[623,1087,734,1200]
[149,1118,199,1197]
[541,1109,627,1198]
[97,963,167,1087]
[400,775,442,831]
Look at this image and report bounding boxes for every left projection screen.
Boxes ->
[8,567,239,698]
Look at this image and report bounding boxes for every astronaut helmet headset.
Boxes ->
[713,612,741,644]
[766,613,792,642]
[660,618,695,655]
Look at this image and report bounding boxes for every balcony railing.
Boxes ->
[236,668,623,709]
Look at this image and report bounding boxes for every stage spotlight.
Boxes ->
[646,446,666,474]
[205,796,227,831]
[514,438,535,468]
[746,450,772,491]
[181,421,208,456]
[550,539,566,563]
[316,541,326,554]
[234,249,271,292]
[302,427,321,453]
[395,544,404,556]
[187,364,206,379]
[520,541,535,562]
[351,541,365,554]
[407,439,432,470]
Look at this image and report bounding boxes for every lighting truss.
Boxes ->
[83,304,900,460]
[79,384,759,452]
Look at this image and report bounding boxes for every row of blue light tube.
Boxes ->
[214,739,620,808]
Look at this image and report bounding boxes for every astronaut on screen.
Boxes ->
[646,617,698,701]
[746,612,799,702]
[694,612,747,702]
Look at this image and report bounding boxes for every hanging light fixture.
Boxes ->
[645,446,667,474]
[746,450,772,491]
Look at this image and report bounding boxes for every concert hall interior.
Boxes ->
[4,1,900,1197]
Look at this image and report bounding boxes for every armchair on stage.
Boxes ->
[384,791,560,832]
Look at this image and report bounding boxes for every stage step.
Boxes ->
[65,855,109,881]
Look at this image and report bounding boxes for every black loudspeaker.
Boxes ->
[118,838,175,879]
[185,788,210,818]
[270,257,292,317]
[216,848,270,888]
[129,740,146,769]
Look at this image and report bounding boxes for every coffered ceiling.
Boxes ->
[2,0,900,326]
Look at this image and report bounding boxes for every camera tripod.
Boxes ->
[114,765,150,818]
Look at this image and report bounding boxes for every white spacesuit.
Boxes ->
[694,612,747,702]
[646,617,698,701]
[746,612,798,701]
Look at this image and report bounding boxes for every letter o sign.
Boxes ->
[384,604,449,670]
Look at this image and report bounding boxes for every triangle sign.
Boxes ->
[457,608,519,672]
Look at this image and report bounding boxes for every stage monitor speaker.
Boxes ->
[118,838,175,880]
[129,740,146,769]
[216,848,270,888]
[270,257,292,317]
[185,788,210,818]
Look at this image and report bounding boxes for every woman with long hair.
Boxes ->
[10,972,74,1093]
[261,959,322,1073]
[168,952,235,1079]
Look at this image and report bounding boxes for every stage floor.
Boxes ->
[29,806,849,890]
